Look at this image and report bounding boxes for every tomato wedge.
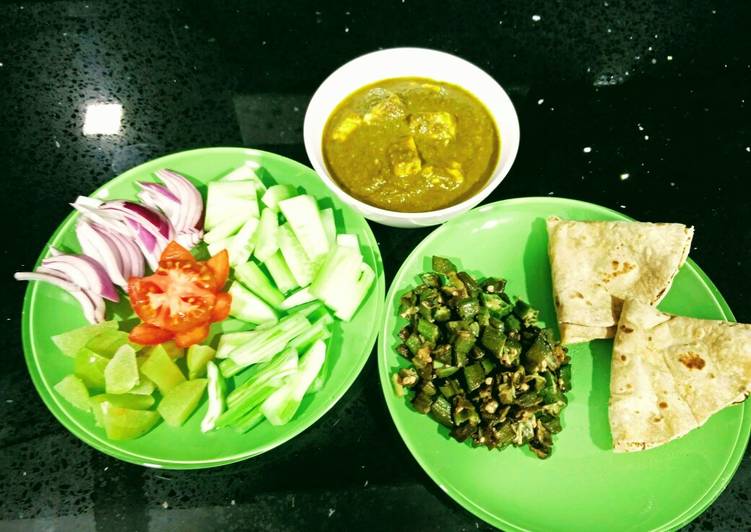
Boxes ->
[128,322,174,345]
[159,241,195,263]
[206,250,229,289]
[174,322,211,348]
[127,241,233,348]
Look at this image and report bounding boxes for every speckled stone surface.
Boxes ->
[0,1,749,530]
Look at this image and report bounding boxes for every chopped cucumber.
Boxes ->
[74,348,110,390]
[139,345,186,394]
[336,233,359,249]
[280,287,317,311]
[207,237,232,257]
[278,224,314,287]
[254,208,279,262]
[203,212,250,244]
[288,316,331,352]
[264,251,298,293]
[85,329,135,358]
[54,375,91,411]
[333,262,376,321]
[261,184,296,212]
[227,217,259,266]
[94,402,160,440]
[221,162,267,194]
[104,345,139,394]
[228,281,278,324]
[320,208,337,248]
[234,261,284,308]
[187,344,216,379]
[224,313,310,373]
[90,393,155,410]
[52,320,118,357]
[205,180,258,229]
[157,379,208,427]
[310,244,363,319]
[278,195,330,261]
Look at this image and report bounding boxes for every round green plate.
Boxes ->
[21,147,385,469]
[378,197,750,531]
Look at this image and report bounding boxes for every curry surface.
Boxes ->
[322,77,500,213]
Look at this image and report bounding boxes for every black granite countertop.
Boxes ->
[1,1,749,530]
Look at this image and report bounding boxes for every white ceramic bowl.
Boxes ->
[303,47,520,228]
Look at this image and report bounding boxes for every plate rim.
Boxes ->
[20,146,386,469]
[377,196,750,531]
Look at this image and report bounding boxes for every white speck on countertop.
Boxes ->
[667,55,673,61]
[745,147,750,152]
[583,146,592,153]
[651,58,657,64]
[103,466,109,471]
[712,9,717,14]
[550,106,555,111]
[6,399,13,403]
[0,62,3,67]
[54,139,60,148]
[499,20,503,24]
[344,26,349,33]
[162,501,169,509]
[620,204,627,209]
[648,46,653,51]
[291,496,295,508]
[548,191,555,195]
[183,24,189,29]
[620,173,630,180]
[607,28,612,33]
[363,480,369,487]
[231,499,236,506]
[293,106,300,112]
[537,98,544,105]
[328,508,336,517]
[262,40,267,46]
[637,124,644,131]
[22,471,26,476]
[532,14,541,22]
[670,181,676,187]
[644,135,650,140]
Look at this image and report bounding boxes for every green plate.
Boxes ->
[378,197,750,531]
[21,147,385,469]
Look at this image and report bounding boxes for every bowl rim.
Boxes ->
[303,46,520,220]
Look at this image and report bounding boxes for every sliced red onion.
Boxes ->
[100,201,174,242]
[14,271,105,323]
[155,169,203,232]
[138,181,179,202]
[105,228,144,279]
[42,254,119,302]
[77,221,127,287]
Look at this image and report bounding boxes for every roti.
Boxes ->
[546,217,693,344]
[609,299,751,452]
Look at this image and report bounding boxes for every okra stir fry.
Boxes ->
[393,256,572,459]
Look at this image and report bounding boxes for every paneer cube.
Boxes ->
[331,112,362,141]
[408,112,457,143]
[421,161,464,190]
[388,136,422,178]
[363,91,406,124]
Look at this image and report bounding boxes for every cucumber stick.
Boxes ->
[207,237,232,257]
[310,244,362,315]
[221,163,267,195]
[278,195,330,261]
[228,282,278,325]
[264,251,298,293]
[261,185,296,212]
[320,208,336,247]
[234,261,284,308]
[278,224,314,287]
[280,287,316,311]
[333,262,375,321]
[205,180,259,229]
[254,208,279,262]
[227,217,259,266]
[216,330,258,359]
[336,233,359,249]
[204,212,249,244]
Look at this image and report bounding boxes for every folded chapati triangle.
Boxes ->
[546,217,694,344]
[609,299,751,452]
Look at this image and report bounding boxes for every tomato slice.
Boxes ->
[128,262,216,333]
[206,250,229,289]
[128,322,174,345]
[174,322,210,348]
[211,292,232,322]
[160,241,195,263]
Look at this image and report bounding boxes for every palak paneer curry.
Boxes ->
[322,77,500,212]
